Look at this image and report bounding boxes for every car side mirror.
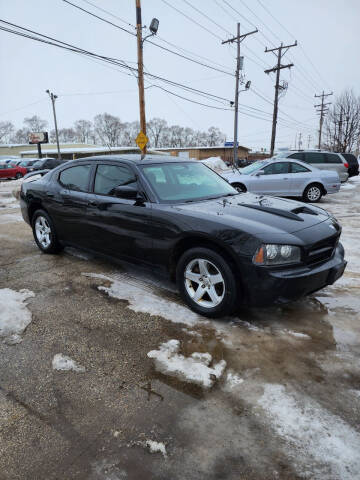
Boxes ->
[112,185,145,203]
[255,170,265,176]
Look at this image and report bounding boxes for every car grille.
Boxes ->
[304,234,340,265]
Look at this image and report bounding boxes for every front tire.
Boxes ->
[303,184,323,203]
[15,173,23,179]
[176,247,239,318]
[32,209,63,254]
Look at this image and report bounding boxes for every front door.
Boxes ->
[85,163,153,262]
[252,161,292,196]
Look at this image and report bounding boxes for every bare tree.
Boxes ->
[10,128,28,144]
[148,118,167,147]
[94,113,123,147]
[324,89,360,152]
[0,121,15,143]
[207,126,226,146]
[23,115,48,133]
[74,119,93,143]
[57,128,76,143]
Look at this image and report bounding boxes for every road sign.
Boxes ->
[224,141,238,147]
[136,131,148,151]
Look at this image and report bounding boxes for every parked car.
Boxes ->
[340,153,359,177]
[18,160,39,172]
[276,150,349,182]
[30,158,64,171]
[220,158,340,202]
[20,155,346,318]
[0,163,27,180]
[0,157,21,165]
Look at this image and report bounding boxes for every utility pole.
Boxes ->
[294,132,297,150]
[135,0,147,155]
[222,24,257,165]
[265,41,297,157]
[298,132,302,150]
[46,90,61,160]
[307,134,311,149]
[314,90,333,149]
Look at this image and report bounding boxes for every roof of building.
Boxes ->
[19,146,140,155]
[156,145,249,151]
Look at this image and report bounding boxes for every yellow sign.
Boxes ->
[135,131,148,151]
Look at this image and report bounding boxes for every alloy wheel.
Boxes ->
[184,258,225,308]
[307,186,321,201]
[35,216,51,248]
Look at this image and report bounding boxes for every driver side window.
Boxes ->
[263,162,290,175]
[94,164,137,196]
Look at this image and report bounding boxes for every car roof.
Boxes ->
[63,154,196,167]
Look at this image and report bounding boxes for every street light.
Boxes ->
[46,89,61,160]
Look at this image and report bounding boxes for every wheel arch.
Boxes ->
[169,233,241,282]
[303,181,326,196]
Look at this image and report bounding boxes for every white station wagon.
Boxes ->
[220,158,341,203]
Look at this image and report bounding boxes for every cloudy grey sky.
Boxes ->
[1,0,359,150]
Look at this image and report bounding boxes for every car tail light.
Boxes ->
[344,162,349,168]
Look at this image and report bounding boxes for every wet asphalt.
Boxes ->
[0,178,359,480]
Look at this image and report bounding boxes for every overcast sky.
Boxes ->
[1,0,359,151]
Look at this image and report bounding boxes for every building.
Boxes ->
[0,143,96,158]
[155,145,250,163]
[19,145,145,160]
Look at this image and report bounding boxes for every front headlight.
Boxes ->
[253,244,301,265]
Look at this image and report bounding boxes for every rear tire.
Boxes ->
[176,247,239,318]
[15,173,23,179]
[232,182,247,193]
[32,209,63,254]
[303,183,323,203]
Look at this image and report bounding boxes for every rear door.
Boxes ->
[47,164,92,245]
[302,152,326,171]
[85,162,153,261]
[289,162,312,195]
[254,161,292,195]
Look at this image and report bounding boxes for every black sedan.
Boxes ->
[20,154,346,317]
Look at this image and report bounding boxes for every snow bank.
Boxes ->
[201,157,229,172]
[146,440,167,457]
[258,384,360,479]
[0,288,34,342]
[84,273,203,327]
[147,339,226,388]
[52,354,85,372]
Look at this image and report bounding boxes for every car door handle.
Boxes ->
[282,177,289,180]
[87,200,99,207]
[46,191,54,197]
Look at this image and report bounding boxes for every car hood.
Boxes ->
[174,193,331,235]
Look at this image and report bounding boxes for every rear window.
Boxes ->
[289,152,304,161]
[59,165,91,192]
[303,152,326,164]
[325,153,342,164]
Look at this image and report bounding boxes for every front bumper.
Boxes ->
[244,244,346,307]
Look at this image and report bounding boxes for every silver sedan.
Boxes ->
[220,158,341,202]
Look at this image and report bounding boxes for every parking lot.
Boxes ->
[0,178,360,480]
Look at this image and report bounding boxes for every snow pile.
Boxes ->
[0,288,34,343]
[222,371,244,391]
[201,157,229,172]
[84,273,203,327]
[52,354,85,372]
[283,330,311,339]
[258,384,360,479]
[146,440,167,457]
[147,339,226,388]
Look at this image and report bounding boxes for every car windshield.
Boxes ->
[240,160,269,175]
[141,162,237,203]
